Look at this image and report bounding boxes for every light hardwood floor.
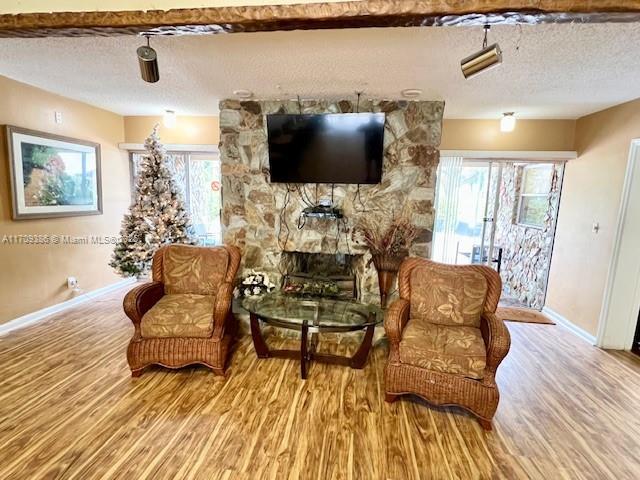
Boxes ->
[1,287,639,480]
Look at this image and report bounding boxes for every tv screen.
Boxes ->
[267,113,385,184]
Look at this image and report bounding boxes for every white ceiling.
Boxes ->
[1,23,640,119]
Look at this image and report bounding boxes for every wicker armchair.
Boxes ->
[384,257,510,430]
[124,244,241,377]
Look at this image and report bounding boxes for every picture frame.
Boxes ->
[5,125,102,220]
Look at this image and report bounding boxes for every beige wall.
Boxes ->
[0,76,130,324]
[441,119,576,151]
[124,116,574,152]
[546,98,640,336]
[124,116,219,145]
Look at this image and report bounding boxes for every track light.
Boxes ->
[500,112,516,132]
[461,25,502,79]
[137,35,159,83]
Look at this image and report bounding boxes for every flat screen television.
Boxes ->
[267,113,385,184]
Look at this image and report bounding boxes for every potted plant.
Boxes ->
[356,212,418,307]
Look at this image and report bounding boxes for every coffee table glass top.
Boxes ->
[242,291,382,331]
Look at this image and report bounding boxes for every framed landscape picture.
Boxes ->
[6,126,102,219]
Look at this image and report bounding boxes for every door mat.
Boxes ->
[496,306,555,325]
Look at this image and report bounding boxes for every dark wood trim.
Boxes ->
[2,1,640,38]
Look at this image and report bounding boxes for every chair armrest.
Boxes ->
[123,282,164,325]
[212,282,234,339]
[384,298,410,345]
[480,312,511,385]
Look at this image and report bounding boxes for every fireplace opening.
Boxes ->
[280,251,363,300]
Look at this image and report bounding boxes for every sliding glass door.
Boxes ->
[188,154,222,245]
[432,158,502,268]
[433,157,566,308]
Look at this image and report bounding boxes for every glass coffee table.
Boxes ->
[242,292,382,379]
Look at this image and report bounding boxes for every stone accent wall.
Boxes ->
[494,163,564,309]
[219,99,443,303]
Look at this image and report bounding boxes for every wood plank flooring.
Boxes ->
[1,287,639,479]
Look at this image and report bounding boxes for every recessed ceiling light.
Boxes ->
[401,89,423,99]
[233,89,253,99]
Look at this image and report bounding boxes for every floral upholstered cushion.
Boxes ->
[141,294,215,338]
[399,318,486,379]
[409,263,487,327]
[162,245,229,296]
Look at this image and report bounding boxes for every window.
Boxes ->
[516,164,553,228]
[130,151,221,245]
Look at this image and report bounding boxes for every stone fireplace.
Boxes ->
[219,98,444,304]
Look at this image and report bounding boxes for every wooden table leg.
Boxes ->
[349,324,375,369]
[301,320,309,379]
[250,312,270,358]
[309,331,318,356]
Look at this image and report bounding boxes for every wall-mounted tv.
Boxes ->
[267,113,385,184]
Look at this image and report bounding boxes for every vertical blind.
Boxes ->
[432,156,464,263]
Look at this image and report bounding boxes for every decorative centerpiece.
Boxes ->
[233,270,276,298]
[356,212,418,307]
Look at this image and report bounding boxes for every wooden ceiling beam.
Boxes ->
[1,1,640,38]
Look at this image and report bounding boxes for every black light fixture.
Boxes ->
[137,35,159,83]
[461,25,502,79]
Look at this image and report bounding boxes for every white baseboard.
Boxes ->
[0,278,136,337]
[542,306,597,345]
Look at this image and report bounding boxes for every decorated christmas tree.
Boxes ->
[110,126,197,277]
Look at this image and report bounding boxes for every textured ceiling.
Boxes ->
[0,23,639,119]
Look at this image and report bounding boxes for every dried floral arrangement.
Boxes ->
[355,210,418,258]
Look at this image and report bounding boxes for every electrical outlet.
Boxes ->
[54,111,63,124]
[67,276,78,290]
[592,222,600,234]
